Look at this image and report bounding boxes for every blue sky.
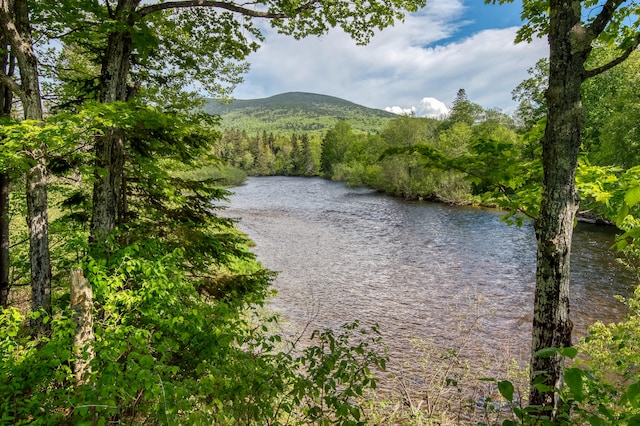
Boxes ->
[456,1,524,39]
[231,0,549,117]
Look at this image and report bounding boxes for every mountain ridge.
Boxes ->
[203,91,397,135]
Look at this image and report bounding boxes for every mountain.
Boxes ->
[203,92,397,135]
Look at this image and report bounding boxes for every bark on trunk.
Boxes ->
[90,0,138,242]
[26,156,51,333]
[71,269,94,385]
[0,36,13,308]
[529,0,591,411]
[1,0,52,334]
[0,172,9,307]
[91,128,123,241]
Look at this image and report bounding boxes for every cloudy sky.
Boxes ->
[231,0,549,117]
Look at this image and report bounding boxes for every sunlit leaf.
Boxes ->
[624,186,640,208]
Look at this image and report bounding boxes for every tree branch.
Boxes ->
[0,72,24,100]
[0,2,33,103]
[137,0,292,18]
[583,33,640,79]
[586,0,625,38]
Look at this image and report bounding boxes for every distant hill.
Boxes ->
[203,92,397,135]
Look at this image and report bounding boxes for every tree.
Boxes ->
[381,114,437,147]
[300,133,318,175]
[0,30,13,308]
[582,49,640,167]
[490,0,640,412]
[321,121,354,175]
[447,88,483,127]
[512,58,548,131]
[0,0,52,334]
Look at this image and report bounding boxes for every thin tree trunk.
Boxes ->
[529,0,590,410]
[0,36,13,308]
[1,0,52,334]
[0,172,9,307]
[26,155,51,334]
[90,0,138,242]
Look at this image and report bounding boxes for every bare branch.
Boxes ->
[583,34,640,79]
[137,0,289,18]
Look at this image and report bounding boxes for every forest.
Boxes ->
[1,0,640,424]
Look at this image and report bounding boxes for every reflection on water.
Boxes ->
[220,176,635,371]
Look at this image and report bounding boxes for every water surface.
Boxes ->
[220,176,635,371]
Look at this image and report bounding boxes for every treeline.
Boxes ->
[222,89,522,204]
[217,130,322,176]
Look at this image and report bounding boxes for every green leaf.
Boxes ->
[535,347,558,358]
[624,186,640,208]
[617,201,630,225]
[558,346,578,359]
[626,381,640,409]
[498,380,515,402]
[564,368,584,402]
[588,415,606,426]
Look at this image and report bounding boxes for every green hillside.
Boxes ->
[203,92,397,135]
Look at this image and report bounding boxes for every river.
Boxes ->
[220,176,635,378]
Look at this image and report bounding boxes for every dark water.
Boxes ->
[220,176,635,370]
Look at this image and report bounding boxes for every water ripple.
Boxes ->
[221,176,635,373]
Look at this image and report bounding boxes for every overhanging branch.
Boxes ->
[583,34,640,79]
[137,0,288,18]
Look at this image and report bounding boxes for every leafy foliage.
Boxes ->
[0,238,386,424]
[0,88,389,425]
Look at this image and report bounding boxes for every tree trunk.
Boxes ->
[91,128,122,242]
[0,172,9,307]
[70,269,94,385]
[1,0,52,334]
[529,0,591,411]
[0,35,13,308]
[25,154,51,334]
[90,0,138,242]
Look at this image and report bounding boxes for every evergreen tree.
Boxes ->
[447,88,483,127]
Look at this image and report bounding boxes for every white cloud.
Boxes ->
[385,106,416,116]
[231,0,549,114]
[386,97,451,118]
[416,97,451,118]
